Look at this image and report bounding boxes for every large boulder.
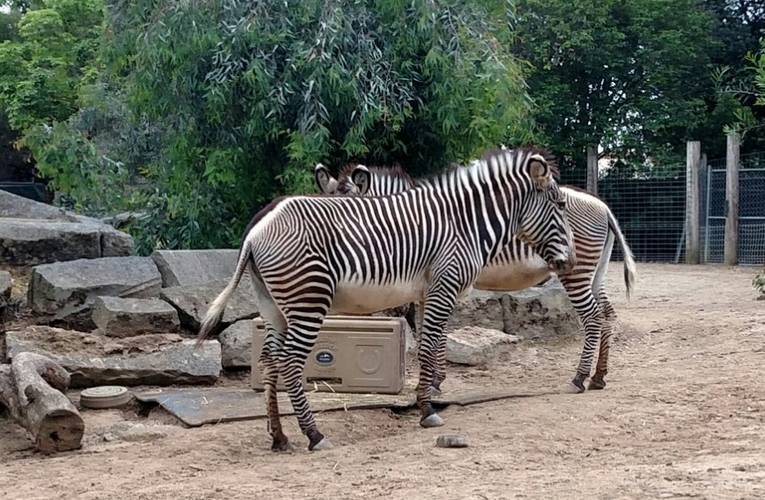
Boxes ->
[445,326,519,366]
[0,219,103,264]
[151,249,239,287]
[501,280,580,339]
[5,326,221,387]
[92,296,180,337]
[0,189,75,221]
[0,190,134,265]
[448,280,580,339]
[160,279,258,330]
[27,257,162,323]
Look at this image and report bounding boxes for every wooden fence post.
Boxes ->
[586,146,598,195]
[724,132,740,266]
[685,141,701,264]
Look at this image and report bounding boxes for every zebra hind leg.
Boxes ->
[259,327,292,452]
[278,321,332,451]
[562,277,603,393]
[589,289,616,390]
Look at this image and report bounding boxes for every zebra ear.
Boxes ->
[351,165,371,195]
[529,156,552,190]
[315,163,338,194]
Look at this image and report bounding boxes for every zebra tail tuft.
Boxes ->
[194,243,252,350]
[607,209,637,300]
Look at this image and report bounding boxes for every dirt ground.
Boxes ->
[1,263,764,499]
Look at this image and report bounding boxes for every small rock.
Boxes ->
[446,326,519,366]
[99,422,172,443]
[436,434,468,448]
[0,270,11,301]
[219,320,254,369]
[92,296,180,337]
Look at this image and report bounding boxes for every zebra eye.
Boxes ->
[556,200,566,209]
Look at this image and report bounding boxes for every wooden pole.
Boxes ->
[586,145,598,194]
[685,141,701,264]
[724,132,740,266]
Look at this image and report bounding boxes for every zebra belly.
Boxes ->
[331,280,426,315]
[474,257,551,291]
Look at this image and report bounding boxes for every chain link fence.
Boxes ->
[704,152,765,265]
[597,163,688,262]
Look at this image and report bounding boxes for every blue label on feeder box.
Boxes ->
[316,351,334,365]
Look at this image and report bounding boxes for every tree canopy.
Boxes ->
[0,0,763,251]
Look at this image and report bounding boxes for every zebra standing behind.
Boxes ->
[196,148,575,452]
[315,158,636,393]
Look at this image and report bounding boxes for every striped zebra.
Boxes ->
[315,160,636,393]
[197,148,575,451]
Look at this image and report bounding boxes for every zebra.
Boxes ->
[315,160,637,393]
[196,147,575,452]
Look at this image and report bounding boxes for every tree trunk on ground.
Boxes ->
[0,352,84,453]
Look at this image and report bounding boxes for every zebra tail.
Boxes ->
[194,243,252,349]
[607,209,637,300]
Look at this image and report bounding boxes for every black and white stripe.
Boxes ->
[317,161,637,393]
[197,147,574,451]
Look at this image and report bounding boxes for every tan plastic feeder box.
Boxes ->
[250,315,406,394]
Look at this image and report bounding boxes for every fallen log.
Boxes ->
[0,352,84,453]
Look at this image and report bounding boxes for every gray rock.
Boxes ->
[5,326,221,386]
[447,280,579,339]
[436,434,468,448]
[0,270,10,301]
[160,279,258,330]
[28,257,162,323]
[92,296,180,337]
[501,280,580,339]
[151,249,239,287]
[0,189,75,221]
[0,218,134,265]
[445,326,519,366]
[219,320,254,368]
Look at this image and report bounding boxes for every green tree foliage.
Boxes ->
[77,0,533,251]
[511,0,722,178]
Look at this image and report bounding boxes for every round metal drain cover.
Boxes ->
[80,386,132,409]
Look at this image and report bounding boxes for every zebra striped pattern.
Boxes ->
[317,162,636,393]
[197,148,575,451]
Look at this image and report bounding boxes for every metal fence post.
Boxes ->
[586,145,598,195]
[724,132,740,266]
[685,141,701,264]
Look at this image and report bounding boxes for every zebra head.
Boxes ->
[515,152,577,274]
[315,163,413,196]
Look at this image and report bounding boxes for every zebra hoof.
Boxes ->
[309,437,333,451]
[588,378,607,390]
[430,385,442,397]
[420,413,445,428]
[566,379,586,394]
[271,438,294,452]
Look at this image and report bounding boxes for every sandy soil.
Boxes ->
[1,263,764,499]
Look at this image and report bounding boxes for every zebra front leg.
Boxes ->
[431,333,447,395]
[417,287,459,427]
[589,290,616,390]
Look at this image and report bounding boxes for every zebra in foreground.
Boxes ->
[315,159,637,393]
[196,147,575,451]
